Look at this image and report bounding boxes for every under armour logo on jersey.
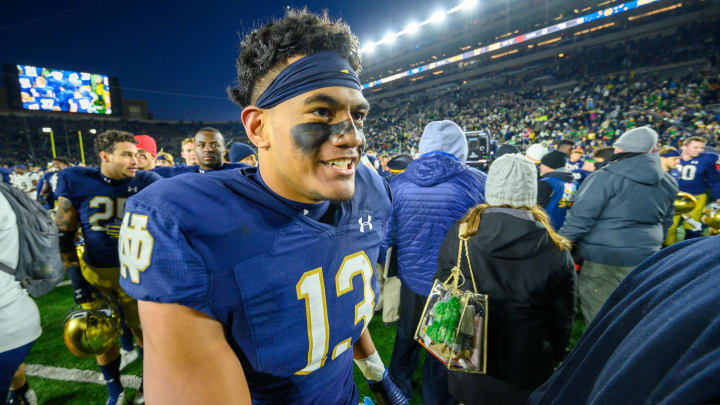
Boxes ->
[358,215,372,233]
[128,186,138,192]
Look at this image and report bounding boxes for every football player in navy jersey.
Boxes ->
[54,130,160,405]
[152,128,245,177]
[119,10,406,405]
[672,136,720,240]
[37,156,70,209]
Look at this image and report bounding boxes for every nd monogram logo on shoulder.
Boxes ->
[358,215,372,233]
[119,212,154,284]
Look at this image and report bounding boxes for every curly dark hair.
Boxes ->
[93,130,136,155]
[227,9,362,108]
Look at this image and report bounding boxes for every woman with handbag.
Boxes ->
[435,153,577,405]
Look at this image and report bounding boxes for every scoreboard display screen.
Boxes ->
[16,64,112,114]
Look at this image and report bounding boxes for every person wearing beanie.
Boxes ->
[524,143,549,164]
[559,126,677,324]
[155,151,175,167]
[134,134,157,171]
[538,151,578,230]
[229,143,258,167]
[436,153,576,405]
[383,120,487,404]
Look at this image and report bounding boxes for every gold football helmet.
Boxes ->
[63,295,120,357]
[702,202,720,230]
[674,192,697,215]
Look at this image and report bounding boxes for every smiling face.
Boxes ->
[246,86,369,203]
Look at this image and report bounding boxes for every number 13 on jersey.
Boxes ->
[296,252,375,375]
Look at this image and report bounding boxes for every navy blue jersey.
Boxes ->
[566,159,591,184]
[0,167,11,184]
[529,236,720,405]
[152,162,246,178]
[55,166,160,268]
[676,153,720,198]
[119,165,391,404]
[37,170,61,208]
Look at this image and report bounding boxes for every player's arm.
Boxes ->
[55,195,98,302]
[55,196,79,268]
[704,158,720,202]
[138,301,251,404]
[353,329,408,405]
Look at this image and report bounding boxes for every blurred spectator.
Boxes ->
[134,134,157,171]
[436,153,575,405]
[155,152,174,167]
[559,127,677,323]
[229,143,257,167]
[181,137,197,166]
[525,143,548,165]
[383,120,487,404]
[529,235,720,405]
[591,147,614,169]
[538,151,577,229]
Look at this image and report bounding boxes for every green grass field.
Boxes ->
[22,284,586,404]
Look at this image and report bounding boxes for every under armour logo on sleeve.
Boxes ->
[358,215,372,233]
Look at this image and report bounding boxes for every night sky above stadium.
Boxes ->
[2,0,450,121]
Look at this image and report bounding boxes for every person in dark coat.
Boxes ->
[529,235,720,405]
[436,153,577,405]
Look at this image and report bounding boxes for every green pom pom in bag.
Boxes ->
[414,224,489,374]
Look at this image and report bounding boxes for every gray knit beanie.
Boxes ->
[418,120,468,163]
[613,126,658,153]
[485,153,538,207]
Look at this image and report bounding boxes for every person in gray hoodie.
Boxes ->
[559,126,677,324]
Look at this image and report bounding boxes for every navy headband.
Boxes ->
[254,51,361,109]
[662,149,680,157]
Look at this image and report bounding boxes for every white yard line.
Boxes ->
[25,364,141,389]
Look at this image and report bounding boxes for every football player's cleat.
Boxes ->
[106,391,125,405]
[701,202,720,230]
[674,192,697,215]
[368,370,408,405]
[7,388,38,405]
[120,347,140,371]
[63,294,120,357]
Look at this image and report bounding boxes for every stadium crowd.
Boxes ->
[1,8,720,405]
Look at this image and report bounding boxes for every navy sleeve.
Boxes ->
[54,169,76,207]
[118,197,215,319]
[704,155,720,200]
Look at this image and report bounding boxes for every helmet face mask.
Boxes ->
[63,294,120,357]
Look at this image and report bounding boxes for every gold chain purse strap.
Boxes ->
[443,223,479,295]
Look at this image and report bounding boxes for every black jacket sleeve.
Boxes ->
[547,250,577,362]
[435,222,461,284]
[537,180,554,207]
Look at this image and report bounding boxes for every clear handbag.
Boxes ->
[414,225,489,373]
